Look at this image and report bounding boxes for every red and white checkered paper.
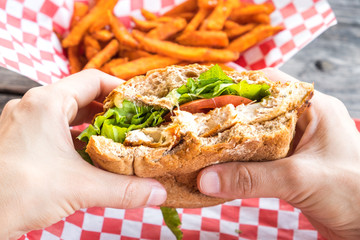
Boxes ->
[0,0,336,84]
[0,0,337,239]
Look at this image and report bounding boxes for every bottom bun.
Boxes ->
[87,112,297,208]
[155,172,230,208]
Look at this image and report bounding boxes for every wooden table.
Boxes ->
[0,0,359,118]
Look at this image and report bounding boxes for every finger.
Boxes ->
[294,91,358,154]
[75,163,167,209]
[287,102,315,155]
[49,69,124,123]
[261,68,300,83]
[309,91,354,128]
[197,159,297,201]
[70,101,103,126]
[55,69,124,105]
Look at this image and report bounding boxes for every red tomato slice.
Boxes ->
[164,95,252,121]
[179,95,252,114]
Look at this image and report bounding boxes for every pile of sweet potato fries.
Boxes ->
[61,0,283,80]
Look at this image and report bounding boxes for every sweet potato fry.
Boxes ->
[70,2,89,29]
[110,55,181,79]
[118,44,135,55]
[133,30,239,62]
[88,16,109,33]
[141,9,158,21]
[92,29,114,42]
[62,0,117,48]
[64,0,283,80]
[217,63,235,71]
[68,46,83,74]
[109,13,138,48]
[163,0,198,16]
[235,13,271,24]
[154,16,174,23]
[225,23,256,39]
[177,12,196,21]
[184,8,211,32]
[84,39,119,69]
[198,0,219,9]
[84,34,101,50]
[224,20,241,29]
[131,17,161,32]
[228,25,283,52]
[176,31,229,48]
[101,58,128,74]
[201,62,235,71]
[230,3,275,20]
[201,0,240,31]
[84,34,101,59]
[147,18,187,40]
[85,47,99,60]
[121,50,153,60]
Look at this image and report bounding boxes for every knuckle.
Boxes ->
[2,99,20,113]
[21,86,63,115]
[232,165,255,197]
[322,94,347,114]
[20,87,49,111]
[323,95,353,123]
[328,95,346,110]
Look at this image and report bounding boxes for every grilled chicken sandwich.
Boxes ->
[78,64,314,208]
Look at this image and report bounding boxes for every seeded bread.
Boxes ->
[86,64,314,208]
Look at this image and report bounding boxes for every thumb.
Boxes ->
[197,158,297,200]
[75,163,167,209]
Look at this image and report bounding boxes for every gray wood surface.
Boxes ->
[0,0,359,118]
[280,0,360,119]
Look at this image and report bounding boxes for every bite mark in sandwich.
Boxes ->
[78,64,314,208]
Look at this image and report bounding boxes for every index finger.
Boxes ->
[50,69,124,123]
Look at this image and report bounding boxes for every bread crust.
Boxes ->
[85,64,314,208]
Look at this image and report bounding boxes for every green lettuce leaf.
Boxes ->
[160,207,183,240]
[78,64,271,145]
[174,64,271,104]
[198,64,233,85]
[78,100,167,143]
[227,80,271,101]
[77,148,93,165]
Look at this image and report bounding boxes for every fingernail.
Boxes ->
[146,186,167,206]
[200,171,220,194]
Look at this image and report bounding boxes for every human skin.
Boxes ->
[198,68,360,240]
[0,70,167,240]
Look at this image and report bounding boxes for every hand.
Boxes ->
[197,68,360,240]
[0,70,167,239]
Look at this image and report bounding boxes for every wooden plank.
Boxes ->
[328,0,360,25]
[0,67,40,94]
[0,67,39,114]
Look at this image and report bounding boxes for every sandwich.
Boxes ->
[78,64,314,208]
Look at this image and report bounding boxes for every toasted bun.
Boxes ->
[86,64,314,208]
